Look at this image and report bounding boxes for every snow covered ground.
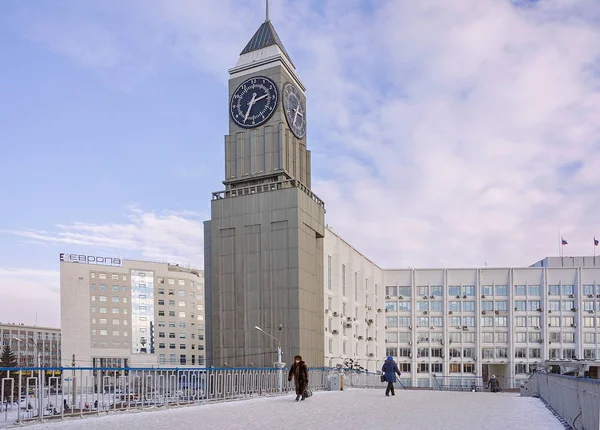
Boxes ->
[12,389,563,430]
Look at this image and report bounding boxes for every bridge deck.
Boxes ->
[23,389,564,430]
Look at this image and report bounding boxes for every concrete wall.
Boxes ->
[208,185,325,368]
[522,373,600,430]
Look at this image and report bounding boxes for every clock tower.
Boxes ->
[204,4,326,368]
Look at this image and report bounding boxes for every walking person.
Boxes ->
[487,375,501,393]
[288,355,309,401]
[382,355,401,397]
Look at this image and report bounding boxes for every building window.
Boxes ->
[514,285,526,296]
[449,363,460,373]
[327,256,332,290]
[515,348,526,358]
[341,264,346,296]
[515,364,527,374]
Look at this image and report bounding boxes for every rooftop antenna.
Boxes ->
[266,0,270,22]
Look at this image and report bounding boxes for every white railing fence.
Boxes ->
[521,372,600,430]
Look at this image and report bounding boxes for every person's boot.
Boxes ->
[301,394,306,401]
[295,394,300,401]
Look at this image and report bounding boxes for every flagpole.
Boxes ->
[558,229,561,257]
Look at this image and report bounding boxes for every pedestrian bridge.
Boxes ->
[1,367,595,429]
[19,389,564,430]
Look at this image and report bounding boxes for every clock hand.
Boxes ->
[293,106,299,126]
[253,94,268,103]
[244,93,257,121]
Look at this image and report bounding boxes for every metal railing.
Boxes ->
[0,366,339,425]
[433,375,484,392]
[522,372,600,430]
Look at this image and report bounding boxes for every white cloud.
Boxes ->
[6,207,206,268]
[0,268,60,328]
[8,0,600,269]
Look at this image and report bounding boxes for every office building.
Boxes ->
[0,323,61,367]
[60,255,205,369]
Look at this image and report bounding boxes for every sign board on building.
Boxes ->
[60,253,123,266]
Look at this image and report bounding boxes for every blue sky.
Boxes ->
[1,0,600,328]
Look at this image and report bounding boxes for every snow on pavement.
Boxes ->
[19,389,564,430]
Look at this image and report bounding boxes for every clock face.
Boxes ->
[282,82,306,139]
[230,76,278,129]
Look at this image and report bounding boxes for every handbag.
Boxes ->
[303,388,313,398]
[380,375,386,383]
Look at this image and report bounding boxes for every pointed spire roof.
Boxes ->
[240,19,294,67]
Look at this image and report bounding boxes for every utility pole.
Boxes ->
[71,354,76,408]
[254,326,285,393]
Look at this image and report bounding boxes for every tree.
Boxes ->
[1,345,19,402]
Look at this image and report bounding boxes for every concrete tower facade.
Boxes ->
[204,10,326,368]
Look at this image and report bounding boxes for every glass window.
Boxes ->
[494,285,507,296]
[515,285,526,296]
[418,302,429,312]
[462,286,475,296]
[431,286,443,296]
[515,301,526,311]
[481,301,493,311]
[562,285,574,295]
[399,317,411,327]
[548,285,560,295]
[583,285,595,295]
[495,317,507,327]
[481,317,494,327]
[528,285,541,296]
[448,301,461,312]
[562,301,575,311]
[527,316,540,327]
[112,297,120,303]
[398,302,411,312]
[448,286,460,297]
[481,285,493,296]
[481,332,494,343]
[515,317,526,327]
[514,332,526,343]
[431,317,443,327]
[495,301,508,311]
[417,286,428,296]
[527,301,541,311]
[549,301,560,311]
[462,317,475,327]
[385,286,398,297]
[463,301,475,312]
[398,286,410,297]
[548,317,560,327]
[386,316,398,327]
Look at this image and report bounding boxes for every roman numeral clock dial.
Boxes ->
[230,76,278,128]
[283,82,306,139]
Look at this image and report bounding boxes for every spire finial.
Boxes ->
[266,0,270,22]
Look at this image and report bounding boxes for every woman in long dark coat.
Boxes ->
[488,375,501,393]
[382,356,402,396]
[288,355,309,401]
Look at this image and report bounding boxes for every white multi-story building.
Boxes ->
[60,254,205,369]
[323,238,600,389]
[323,228,385,372]
[0,323,61,368]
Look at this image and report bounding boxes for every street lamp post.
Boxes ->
[14,337,43,420]
[254,326,285,393]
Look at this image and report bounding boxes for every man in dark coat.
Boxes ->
[488,375,501,393]
[381,356,401,396]
[288,355,309,401]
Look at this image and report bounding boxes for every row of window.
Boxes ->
[385,331,600,344]
[157,343,204,350]
[384,284,599,297]
[91,307,127,315]
[91,272,199,289]
[91,295,128,304]
[91,285,128,292]
[157,332,201,340]
[384,315,585,328]
[157,289,203,300]
[158,354,205,366]
[385,300,591,312]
